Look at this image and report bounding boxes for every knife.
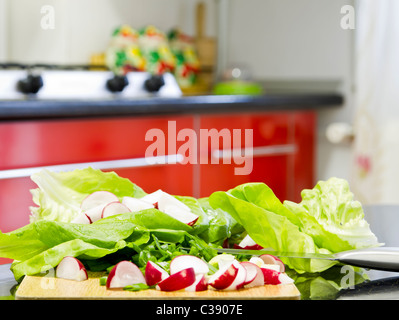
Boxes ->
[214,247,399,272]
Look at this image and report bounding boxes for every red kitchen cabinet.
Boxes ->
[0,116,194,233]
[197,111,316,202]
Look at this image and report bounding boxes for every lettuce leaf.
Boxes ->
[208,179,379,273]
[284,177,379,249]
[29,167,146,223]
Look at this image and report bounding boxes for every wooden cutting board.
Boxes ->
[15,271,300,300]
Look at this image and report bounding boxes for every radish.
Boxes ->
[156,268,196,292]
[261,268,282,285]
[234,234,263,250]
[56,256,88,281]
[208,262,239,290]
[169,255,209,275]
[240,261,260,286]
[140,189,165,206]
[145,261,169,286]
[106,261,146,289]
[122,196,155,212]
[141,190,199,226]
[185,274,208,292]
[241,262,264,288]
[261,264,280,272]
[101,201,131,219]
[261,267,294,285]
[223,261,247,290]
[259,254,285,272]
[84,205,105,223]
[71,212,92,224]
[81,191,119,211]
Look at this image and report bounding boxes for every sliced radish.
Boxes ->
[142,190,199,226]
[259,254,285,272]
[56,256,88,281]
[81,191,119,211]
[156,268,196,292]
[122,196,155,212]
[234,234,263,250]
[261,267,281,285]
[278,272,294,285]
[145,261,169,286]
[240,261,259,286]
[185,274,208,292]
[208,262,239,290]
[169,255,209,275]
[248,256,264,268]
[140,190,164,206]
[101,201,131,219]
[261,264,280,272]
[241,262,264,288]
[223,261,247,290]
[71,212,92,224]
[106,261,146,289]
[84,205,105,223]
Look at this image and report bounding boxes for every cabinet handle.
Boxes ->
[0,154,184,180]
[212,144,297,160]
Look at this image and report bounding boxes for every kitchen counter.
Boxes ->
[0,93,343,121]
[0,263,398,300]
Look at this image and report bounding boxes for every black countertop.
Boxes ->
[0,93,343,122]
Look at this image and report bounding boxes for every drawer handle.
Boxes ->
[212,144,297,160]
[0,154,184,180]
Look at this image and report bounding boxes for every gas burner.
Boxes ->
[0,63,181,100]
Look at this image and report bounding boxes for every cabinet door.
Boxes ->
[0,116,194,233]
[198,111,315,202]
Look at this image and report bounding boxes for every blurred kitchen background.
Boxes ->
[1,0,399,239]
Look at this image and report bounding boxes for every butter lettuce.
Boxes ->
[208,178,379,273]
[284,178,378,249]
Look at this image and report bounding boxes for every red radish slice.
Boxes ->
[223,261,247,290]
[156,268,196,292]
[261,264,280,272]
[261,267,281,285]
[170,255,209,275]
[234,234,263,250]
[56,256,88,281]
[101,201,131,219]
[106,261,146,289]
[71,212,92,224]
[208,262,239,290]
[143,190,199,226]
[240,261,261,286]
[140,190,164,205]
[242,262,264,288]
[259,254,285,272]
[84,205,105,223]
[122,197,155,212]
[81,191,119,211]
[278,273,294,285]
[145,261,169,286]
[185,274,208,292]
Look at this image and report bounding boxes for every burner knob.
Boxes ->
[17,74,43,94]
[144,74,165,93]
[106,75,129,93]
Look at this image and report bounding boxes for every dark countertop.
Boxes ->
[0,93,343,122]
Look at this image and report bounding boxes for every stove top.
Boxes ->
[0,64,182,100]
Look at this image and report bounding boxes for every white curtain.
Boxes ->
[352,0,399,204]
